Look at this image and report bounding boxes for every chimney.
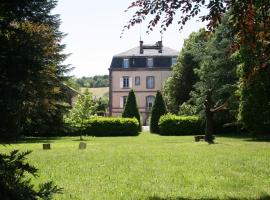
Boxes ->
[140,41,144,54]
[157,41,162,53]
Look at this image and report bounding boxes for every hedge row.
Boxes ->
[82,117,140,136]
[158,114,203,135]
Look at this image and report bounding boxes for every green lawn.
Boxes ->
[1,133,270,200]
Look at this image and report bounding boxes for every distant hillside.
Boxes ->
[80,87,109,98]
[76,75,109,88]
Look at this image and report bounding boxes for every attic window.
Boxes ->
[147,58,153,68]
[171,57,177,65]
[123,58,129,68]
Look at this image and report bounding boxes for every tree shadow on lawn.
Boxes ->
[148,194,270,200]
[218,133,270,142]
[0,137,63,144]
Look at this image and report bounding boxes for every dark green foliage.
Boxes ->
[163,29,207,113]
[64,77,81,91]
[93,97,108,116]
[150,91,167,133]
[176,14,239,133]
[122,90,141,130]
[0,0,70,138]
[158,114,203,136]
[82,117,139,136]
[76,75,109,88]
[238,66,270,135]
[0,150,62,200]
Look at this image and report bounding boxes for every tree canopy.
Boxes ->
[0,0,70,138]
[76,75,109,88]
[163,29,208,113]
[126,0,270,135]
[124,0,270,73]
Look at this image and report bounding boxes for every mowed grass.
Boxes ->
[1,133,270,200]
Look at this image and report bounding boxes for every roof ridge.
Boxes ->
[114,46,178,57]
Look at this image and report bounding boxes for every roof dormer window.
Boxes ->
[147,58,153,68]
[171,57,177,65]
[123,58,129,68]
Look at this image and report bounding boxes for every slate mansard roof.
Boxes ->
[110,42,179,69]
[114,46,179,57]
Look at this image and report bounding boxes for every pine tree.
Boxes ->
[122,90,141,130]
[0,0,70,138]
[150,91,167,133]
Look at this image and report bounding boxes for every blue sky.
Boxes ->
[53,0,207,77]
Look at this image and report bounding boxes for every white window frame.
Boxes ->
[146,96,155,111]
[146,76,155,89]
[122,76,129,88]
[135,76,140,86]
[147,58,154,68]
[123,58,129,68]
[171,57,177,65]
[120,96,128,108]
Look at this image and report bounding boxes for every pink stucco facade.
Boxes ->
[109,69,172,125]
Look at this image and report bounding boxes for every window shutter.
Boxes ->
[129,77,132,88]
[120,77,123,88]
[120,97,123,108]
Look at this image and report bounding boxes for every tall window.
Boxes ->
[171,57,177,65]
[135,76,140,86]
[123,58,129,68]
[146,96,155,111]
[123,76,129,88]
[147,58,153,68]
[146,76,155,89]
[120,96,128,108]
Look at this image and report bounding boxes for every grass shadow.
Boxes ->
[217,132,252,139]
[0,137,63,144]
[244,137,270,142]
[148,194,270,200]
[71,138,93,142]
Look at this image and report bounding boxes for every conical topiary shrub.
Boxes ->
[150,90,167,133]
[122,90,141,131]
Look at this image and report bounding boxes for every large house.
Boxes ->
[109,41,178,125]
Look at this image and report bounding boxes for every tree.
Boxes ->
[65,77,81,91]
[150,91,167,133]
[0,150,61,200]
[163,29,208,113]
[180,13,239,131]
[76,75,109,88]
[122,90,141,130]
[64,89,95,139]
[65,90,94,127]
[0,0,70,138]
[93,97,108,116]
[237,54,270,135]
[125,0,270,135]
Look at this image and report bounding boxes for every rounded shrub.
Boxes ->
[158,114,203,135]
[82,117,139,136]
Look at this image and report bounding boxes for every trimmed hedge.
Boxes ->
[82,117,140,136]
[158,114,203,135]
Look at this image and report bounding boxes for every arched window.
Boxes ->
[146,96,155,111]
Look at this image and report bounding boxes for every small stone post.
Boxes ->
[43,143,51,150]
[79,142,87,149]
